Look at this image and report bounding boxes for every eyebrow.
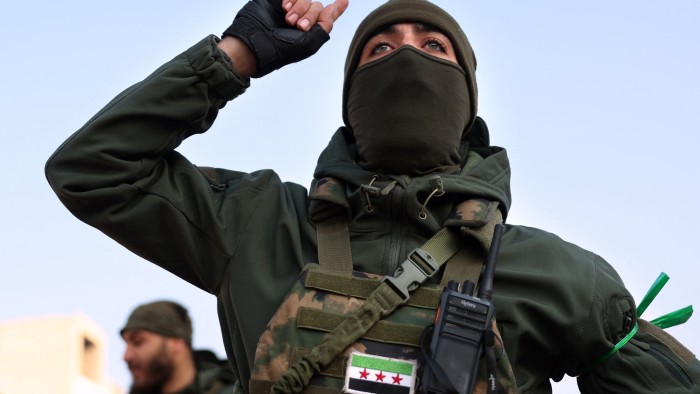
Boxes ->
[372,23,445,37]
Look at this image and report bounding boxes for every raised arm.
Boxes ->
[44,0,347,292]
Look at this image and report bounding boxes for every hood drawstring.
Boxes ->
[418,176,445,220]
[360,175,380,213]
[360,176,397,213]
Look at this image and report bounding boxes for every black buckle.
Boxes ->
[382,248,440,303]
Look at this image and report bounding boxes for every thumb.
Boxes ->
[317,0,349,33]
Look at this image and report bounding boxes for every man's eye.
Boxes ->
[425,40,446,52]
[372,43,391,54]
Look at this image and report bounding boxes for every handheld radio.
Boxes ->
[421,224,504,394]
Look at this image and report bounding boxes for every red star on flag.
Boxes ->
[392,373,403,384]
[375,371,386,382]
[359,368,370,379]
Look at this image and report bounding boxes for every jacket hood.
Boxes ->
[313,117,512,220]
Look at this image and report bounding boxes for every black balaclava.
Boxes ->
[342,0,478,175]
[348,47,469,174]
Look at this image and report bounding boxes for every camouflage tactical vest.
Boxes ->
[247,178,517,394]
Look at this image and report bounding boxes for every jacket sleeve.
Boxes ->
[45,36,252,293]
[572,256,700,393]
[497,225,700,393]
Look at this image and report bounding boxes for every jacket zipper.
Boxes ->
[387,185,407,275]
[648,346,693,389]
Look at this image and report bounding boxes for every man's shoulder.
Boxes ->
[503,224,595,258]
[194,165,310,205]
[500,223,602,280]
[193,350,238,393]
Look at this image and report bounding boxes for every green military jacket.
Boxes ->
[128,350,237,394]
[46,36,700,393]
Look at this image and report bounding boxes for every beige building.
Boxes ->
[0,313,123,394]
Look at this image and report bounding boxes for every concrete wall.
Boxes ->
[0,314,123,394]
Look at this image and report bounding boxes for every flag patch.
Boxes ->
[344,351,417,394]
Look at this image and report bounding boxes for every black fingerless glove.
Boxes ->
[222,0,330,78]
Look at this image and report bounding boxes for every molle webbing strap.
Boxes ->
[308,177,353,274]
[315,218,353,274]
[297,307,426,347]
[291,348,348,378]
[305,269,442,309]
[271,227,465,393]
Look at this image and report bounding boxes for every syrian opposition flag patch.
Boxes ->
[344,351,417,394]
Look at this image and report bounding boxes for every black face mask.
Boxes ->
[346,46,471,175]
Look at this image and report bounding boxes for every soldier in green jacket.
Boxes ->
[45,0,700,392]
[121,300,239,394]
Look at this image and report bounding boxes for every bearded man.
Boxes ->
[120,301,237,394]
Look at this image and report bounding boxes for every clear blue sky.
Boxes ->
[1,1,699,392]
